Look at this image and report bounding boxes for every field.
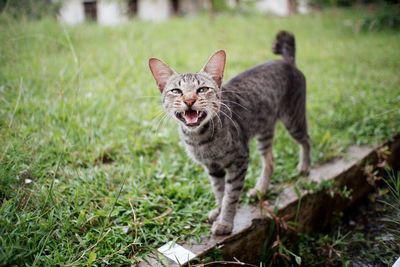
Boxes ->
[0,7,399,266]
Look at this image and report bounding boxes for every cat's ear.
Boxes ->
[149,58,177,92]
[201,50,226,88]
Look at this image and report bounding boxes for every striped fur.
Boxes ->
[149,31,310,235]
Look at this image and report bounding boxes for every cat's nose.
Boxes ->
[183,98,196,107]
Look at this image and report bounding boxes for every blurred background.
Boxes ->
[1,0,399,27]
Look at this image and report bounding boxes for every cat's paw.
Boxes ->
[297,163,310,176]
[207,208,220,223]
[211,221,233,235]
[247,188,265,199]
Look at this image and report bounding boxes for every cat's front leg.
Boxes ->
[205,164,226,223]
[212,160,248,235]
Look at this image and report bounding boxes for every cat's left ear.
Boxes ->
[201,50,226,88]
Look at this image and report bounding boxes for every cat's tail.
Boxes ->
[272,30,296,65]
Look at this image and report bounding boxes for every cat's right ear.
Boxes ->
[149,58,176,93]
[201,50,226,88]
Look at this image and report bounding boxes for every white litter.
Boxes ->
[393,256,400,267]
[157,241,196,265]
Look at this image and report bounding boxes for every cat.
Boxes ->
[148,31,310,235]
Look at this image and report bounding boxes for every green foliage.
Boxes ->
[211,0,230,12]
[297,171,400,266]
[362,4,400,31]
[295,179,353,199]
[0,0,60,20]
[0,7,399,266]
[260,215,302,267]
[309,0,398,7]
[297,230,351,266]
[382,170,400,247]
[309,0,356,7]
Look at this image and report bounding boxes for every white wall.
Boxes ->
[138,0,170,21]
[298,0,309,14]
[59,0,301,25]
[98,0,128,25]
[58,0,85,25]
[256,0,290,16]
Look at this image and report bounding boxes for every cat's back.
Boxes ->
[220,60,306,136]
[221,60,304,109]
[224,60,302,90]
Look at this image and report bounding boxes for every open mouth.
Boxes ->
[176,109,207,127]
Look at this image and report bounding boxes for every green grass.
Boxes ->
[0,7,399,266]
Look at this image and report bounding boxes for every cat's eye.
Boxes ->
[170,88,182,95]
[197,87,209,94]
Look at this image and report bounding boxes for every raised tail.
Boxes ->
[272,30,296,65]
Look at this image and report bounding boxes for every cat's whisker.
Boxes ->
[210,107,223,128]
[209,105,238,135]
[161,115,173,130]
[131,95,160,101]
[158,114,173,132]
[215,112,223,128]
[151,109,166,119]
[218,108,240,136]
[152,113,167,130]
[210,100,242,122]
[220,87,252,94]
[218,101,243,120]
[151,107,172,121]
[150,111,168,127]
[221,99,249,111]
[153,113,170,132]
[218,91,250,106]
[218,89,251,98]
[209,111,216,137]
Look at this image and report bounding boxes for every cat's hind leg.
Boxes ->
[248,130,275,198]
[282,113,311,175]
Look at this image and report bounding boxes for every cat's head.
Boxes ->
[149,50,226,131]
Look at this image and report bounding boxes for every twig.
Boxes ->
[153,207,172,221]
[192,259,258,267]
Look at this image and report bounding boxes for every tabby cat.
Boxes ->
[149,31,310,235]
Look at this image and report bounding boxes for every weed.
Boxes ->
[296,170,400,266]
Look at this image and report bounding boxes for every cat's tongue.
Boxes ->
[183,110,199,124]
